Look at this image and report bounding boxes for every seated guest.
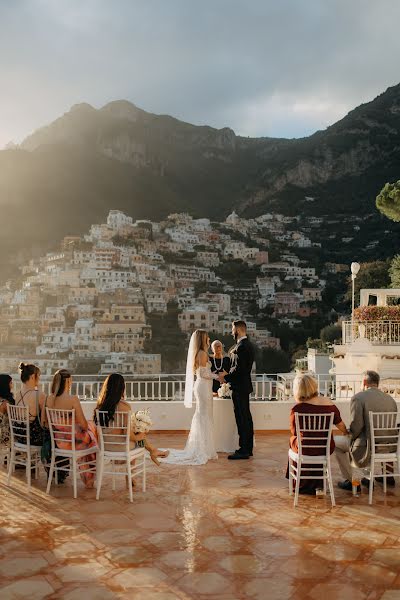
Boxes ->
[0,374,15,451]
[15,363,46,446]
[288,373,348,495]
[94,373,169,465]
[335,370,397,491]
[46,369,97,489]
[210,340,231,396]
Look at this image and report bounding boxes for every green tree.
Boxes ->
[255,347,291,373]
[320,324,342,344]
[145,302,187,372]
[376,180,400,222]
[389,255,400,288]
[306,337,325,350]
[291,345,308,368]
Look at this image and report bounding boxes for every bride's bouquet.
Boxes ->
[131,409,153,447]
[218,382,232,399]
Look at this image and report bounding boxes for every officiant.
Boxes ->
[210,340,231,395]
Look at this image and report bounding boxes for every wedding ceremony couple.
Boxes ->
[162,320,255,466]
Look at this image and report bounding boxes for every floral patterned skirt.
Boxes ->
[54,421,97,486]
[0,414,11,448]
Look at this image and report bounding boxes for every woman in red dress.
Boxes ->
[288,373,348,495]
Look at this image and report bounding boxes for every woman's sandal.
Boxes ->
[150,449,170,466]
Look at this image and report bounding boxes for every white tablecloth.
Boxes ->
[213,398,239,453]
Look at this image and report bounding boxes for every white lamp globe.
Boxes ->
[351,262,360,278]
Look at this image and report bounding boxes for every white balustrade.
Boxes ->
[35,373,369,402]
[342,320,400,345]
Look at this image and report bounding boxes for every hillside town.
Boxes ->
[0,208,350,376]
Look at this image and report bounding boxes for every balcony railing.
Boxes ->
[32,373,381,402]
[342,320,400,345]
[295,358,308,370]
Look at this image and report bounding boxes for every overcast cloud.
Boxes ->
[1,0,400,147]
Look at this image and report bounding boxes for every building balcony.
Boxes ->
[342,320,400,345]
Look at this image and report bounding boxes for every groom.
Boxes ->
[219,320,254,460]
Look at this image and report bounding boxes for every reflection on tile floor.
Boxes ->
[1,432,400,599]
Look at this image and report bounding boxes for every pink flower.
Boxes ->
[354,306,400,321]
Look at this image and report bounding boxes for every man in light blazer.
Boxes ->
[335,370,397,491]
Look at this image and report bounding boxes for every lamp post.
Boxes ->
[351,262,361,342]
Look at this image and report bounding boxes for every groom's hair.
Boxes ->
[233,320,247,330]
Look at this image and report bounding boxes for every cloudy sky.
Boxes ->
[1,0,400,147]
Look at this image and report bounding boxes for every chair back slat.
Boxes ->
[369,411,400,454]
[296,412,334,456]
[46,408,76,452]
[7,404,32,448]
[96,410,130,452]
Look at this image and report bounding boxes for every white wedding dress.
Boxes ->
[162,362,219,465]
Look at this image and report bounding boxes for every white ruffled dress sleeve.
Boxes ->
[197,366,219,380]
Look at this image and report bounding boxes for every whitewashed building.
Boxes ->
[332,288,400,398]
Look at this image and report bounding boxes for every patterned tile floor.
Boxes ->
[1,432,400,599]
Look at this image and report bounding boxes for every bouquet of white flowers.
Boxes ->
[131,409,153,447]
[218,382,232,399]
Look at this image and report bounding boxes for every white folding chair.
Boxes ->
[96,410,146,502]
[288,412,335,507]
[7,404,41,489]
[364,411,400,505]
[46,407,98,499]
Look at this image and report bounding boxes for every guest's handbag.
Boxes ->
[40,395,51,465]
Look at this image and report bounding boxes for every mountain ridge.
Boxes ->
[2,84,400,274]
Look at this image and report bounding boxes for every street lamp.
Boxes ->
[351,262,361,342]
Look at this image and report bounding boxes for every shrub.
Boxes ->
[354,306,400,321]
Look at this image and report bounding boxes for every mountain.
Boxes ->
[243,83,400,217]
[0,101,276,253]
[2,85,400,272]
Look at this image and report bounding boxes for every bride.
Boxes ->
[162,329,220,465]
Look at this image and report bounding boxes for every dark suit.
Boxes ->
[224,337,254,455]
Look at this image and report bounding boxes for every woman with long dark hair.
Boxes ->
[16,363,46,446]
[0,374,15,450]
[94,373,168,464]
[46,369,97,488]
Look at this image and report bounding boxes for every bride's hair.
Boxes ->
[193,329,209,370]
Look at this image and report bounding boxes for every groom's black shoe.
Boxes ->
[228,451,250,460]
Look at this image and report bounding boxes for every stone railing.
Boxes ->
[34,373,372,402]
[342,320,400,345]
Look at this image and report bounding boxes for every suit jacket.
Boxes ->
[350,387,397,468]
[224,338,254,394]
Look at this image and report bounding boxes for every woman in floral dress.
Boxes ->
[0,374,15,452]
[46,369,97,488]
